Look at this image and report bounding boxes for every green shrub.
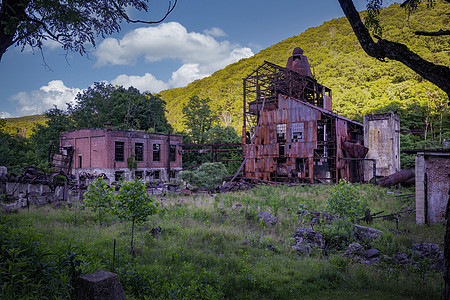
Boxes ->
[327,179,368,219]
[0,226,84,299]
[181,162,228,191]
[83,177,115,226]
[371,232,406,257]
[320,218,355,251]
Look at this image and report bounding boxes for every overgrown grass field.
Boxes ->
[0,183,445,299]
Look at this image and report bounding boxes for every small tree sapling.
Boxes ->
[113,179,158,253]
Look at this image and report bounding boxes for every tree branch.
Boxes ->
[338,0,450,99]
[0,0,31,60]
[415,29,450,36]
[112,0,177,25]
[25,15,68,42]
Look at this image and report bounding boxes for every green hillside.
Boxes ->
[159,1,449,132]
[3,114,47,137]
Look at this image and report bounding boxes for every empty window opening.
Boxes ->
[154,170,160,180]
[279,144,285,157]
[115,142,125,161]
[169,145,176,162]
[135,143,143,162]
[115,171,124,181]
[135,171,143,179]
[153,144,161,162]
[78,155,82,168]
[296,158,309,178]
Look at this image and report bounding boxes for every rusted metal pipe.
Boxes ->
[378,168,415,188]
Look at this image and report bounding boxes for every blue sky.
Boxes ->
[0,0,369,118]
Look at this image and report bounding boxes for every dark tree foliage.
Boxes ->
[338,0,450,99]
[30,106,74,169]
[29,83,172,169]
[182,96,217,145]
[0,0,177,60]
[182,125,241,175]
[205,125,242,174]
[68,82,172,133]
[0,119,38,172]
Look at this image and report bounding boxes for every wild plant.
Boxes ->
[327,179,368,220]
[113,179,158,253]
[83,177,115,226]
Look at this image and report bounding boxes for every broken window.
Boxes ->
[169,145,176,162]
[135,143,143,162]
[78,155,82,168]
[115,171,124,181]
[154,170,160,179]
[135,171,143,179]
[291,122,304,142]
[279,144,285,157]
[277,124,286,143]
[153,144,161,162]
[115,142,125,161]
[296,158,309,179]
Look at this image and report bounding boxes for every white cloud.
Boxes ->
[204,27,227,37]
[0,112,12,119]
[169,64,209,88]
[95,22,253,88]
[95,22,248,66]
[42,39,62,50]
[111,73,169,93]
[9,80,82,117]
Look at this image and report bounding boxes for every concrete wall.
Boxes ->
[364,112,400,182]
[73,167,182,185]
[415,151,450,224]
[2,182,67,210]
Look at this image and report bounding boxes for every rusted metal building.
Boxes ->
[57,129,182,183]
[242,51,367,183]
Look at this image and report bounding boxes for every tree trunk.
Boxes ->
[338,0,450,100]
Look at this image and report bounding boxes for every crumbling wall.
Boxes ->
[60,129,182,183]
[1,182,68,210]
[364,112,400,182]
[416,152,450,224]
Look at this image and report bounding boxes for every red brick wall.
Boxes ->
[60,129,182,172]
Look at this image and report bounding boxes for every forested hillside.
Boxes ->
[159,1,449,135]
[3,115,47,137]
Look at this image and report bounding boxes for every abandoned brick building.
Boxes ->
[242,48,368,183]
[57,129,182,183]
